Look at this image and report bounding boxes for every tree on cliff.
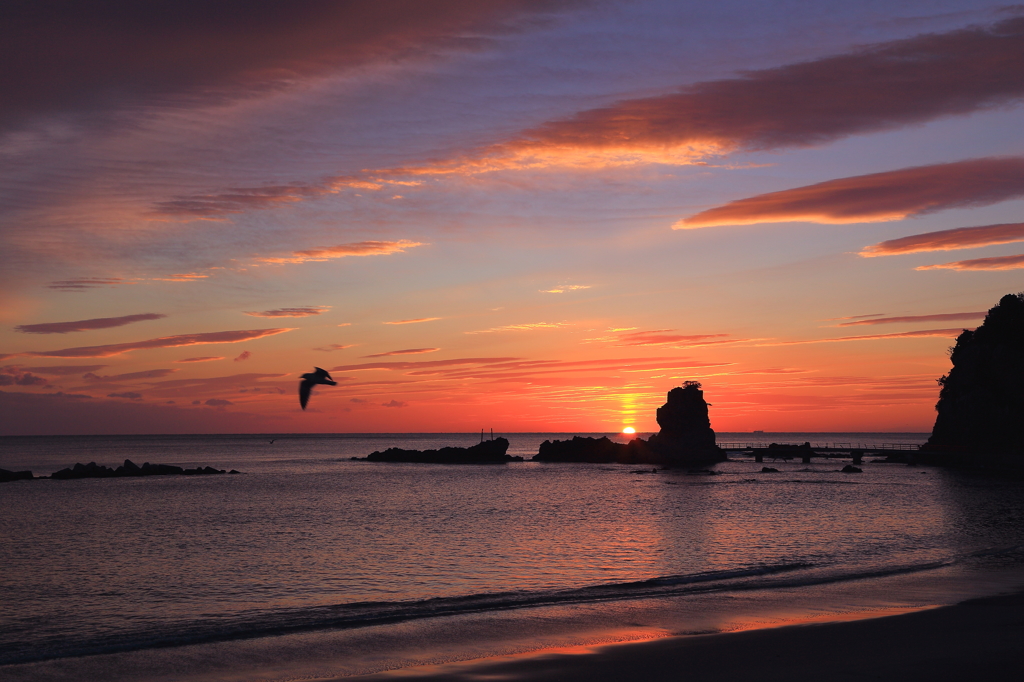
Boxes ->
[926,292,1024,455]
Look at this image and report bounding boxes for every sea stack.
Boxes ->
[922,292,1024,468]
[534,381,726,466]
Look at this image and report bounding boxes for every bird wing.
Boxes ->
[314,367,332,381]
[299,379,313,409]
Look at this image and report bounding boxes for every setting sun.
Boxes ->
[622,427,636,434]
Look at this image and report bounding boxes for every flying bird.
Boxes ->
[299,367,337,409]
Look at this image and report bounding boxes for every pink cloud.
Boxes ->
[916,254,1024,271]
[17,328,292,358]
[83,369,177,382]
[611,330,733,347]
[677,157,1024,228]
[175,356,224,363]
[15,313,165,334]
[860,222,1024,256]
[331,357,520,372]
[314,344,356,352]
[835,312,986,326]
[362,348,441,358]
[244,306,330,318]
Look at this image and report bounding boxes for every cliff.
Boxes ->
[922,292,1024,467]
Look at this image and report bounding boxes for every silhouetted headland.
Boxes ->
[358,437,522,464]
[1,459,241,481]
[919,292,1024,473]
[533,381,726,466]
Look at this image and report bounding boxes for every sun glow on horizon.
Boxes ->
[622,426,636,434]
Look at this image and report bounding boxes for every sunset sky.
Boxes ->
[2,0,1023,435]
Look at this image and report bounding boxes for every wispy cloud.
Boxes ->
[384,317,441,325]
[21,365,107,375]
[256,240,423,264]
[916,254,1024,270]
[609,330,733,347]
[15,313,166,334]
[362,348,441,358]
[244,306,330,318]
[332,357,520,372]
[823,313,885,321]
[151,273,209,282]
[763,328,968,345]
[84,369,176,382]
[677,157,1024,228]
[540,285,591,294]
[108,392,142,400]
[175,356,224,363]
[860,222,1024,256]
[47,278,129,291]
[234,351,252,362]
[382,400,408,408]
[16,328,292,358]
[835,311,985,326]
[466,322,569,334]
[314,344,356,352]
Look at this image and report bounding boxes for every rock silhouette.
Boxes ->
[361,437,521,464]
[534,381,726,466]
[0,468,34,482]
[47,459,239,480]
[922,292,1024,468]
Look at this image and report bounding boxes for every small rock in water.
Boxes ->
[841,464,863,473]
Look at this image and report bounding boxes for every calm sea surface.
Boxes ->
[2,433,1023,681]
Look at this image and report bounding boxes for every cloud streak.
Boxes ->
[362,348,441,358]
[15,313,166,334]
[860,222,1024,256]
[244,306,330,318]
[835,312,986,326]
[16,328,292,358]
[384,317,442,325]
[765,328,968,345]
[47,278,128,291]
[678,157,1024,228]
[256,240,423,264]
[916,254,1024,271]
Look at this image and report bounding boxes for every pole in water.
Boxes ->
[481,429,484,443]
[490,428,493,441]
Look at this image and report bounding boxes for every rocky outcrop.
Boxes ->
[922,293,1024,468]
[49,459,239,479]
[0,468,34,482]
[362,437,522,464]
[534,382,726,466]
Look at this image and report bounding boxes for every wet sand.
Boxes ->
[346,591,1024,681]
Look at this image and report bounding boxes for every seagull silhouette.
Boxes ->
[299,367,337,410]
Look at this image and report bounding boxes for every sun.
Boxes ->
[622,426,636,434]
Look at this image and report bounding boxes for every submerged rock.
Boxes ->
[921,293,1024,469]
[533,381,727,466]
[363,437,521,464]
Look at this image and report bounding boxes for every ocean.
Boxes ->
[2,433,1023,681]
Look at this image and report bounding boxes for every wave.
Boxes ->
[0,558,958,666]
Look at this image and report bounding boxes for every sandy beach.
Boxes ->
[346,591,1024,681]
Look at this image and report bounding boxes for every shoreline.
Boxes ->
[344,590,1024,681]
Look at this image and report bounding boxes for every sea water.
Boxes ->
[2,433,1023,681]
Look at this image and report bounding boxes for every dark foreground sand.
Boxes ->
[345,591,1024,681]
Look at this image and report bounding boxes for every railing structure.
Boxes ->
[718,442,921,452]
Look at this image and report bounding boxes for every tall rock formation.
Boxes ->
[534,381,725,465]
[923,292,1024,464]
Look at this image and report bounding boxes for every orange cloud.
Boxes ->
[610,330,733,347]
[152,273,209,282]
[15,313,165,334]
[677,157,1024,228]
[18,328,292,358]
[860,222,1024,256]
[362,348,441,358]
[332,357,520,372]
[835,312,985,326]
[823,313,885,321]
[540,285,591,293]
[384,317,441,325]
[244,306,330,318]
[916,254,1024,271]
[314,344,356,352]
[175,356,224,363]
[466,322,569,334]
[256,240,423,264]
